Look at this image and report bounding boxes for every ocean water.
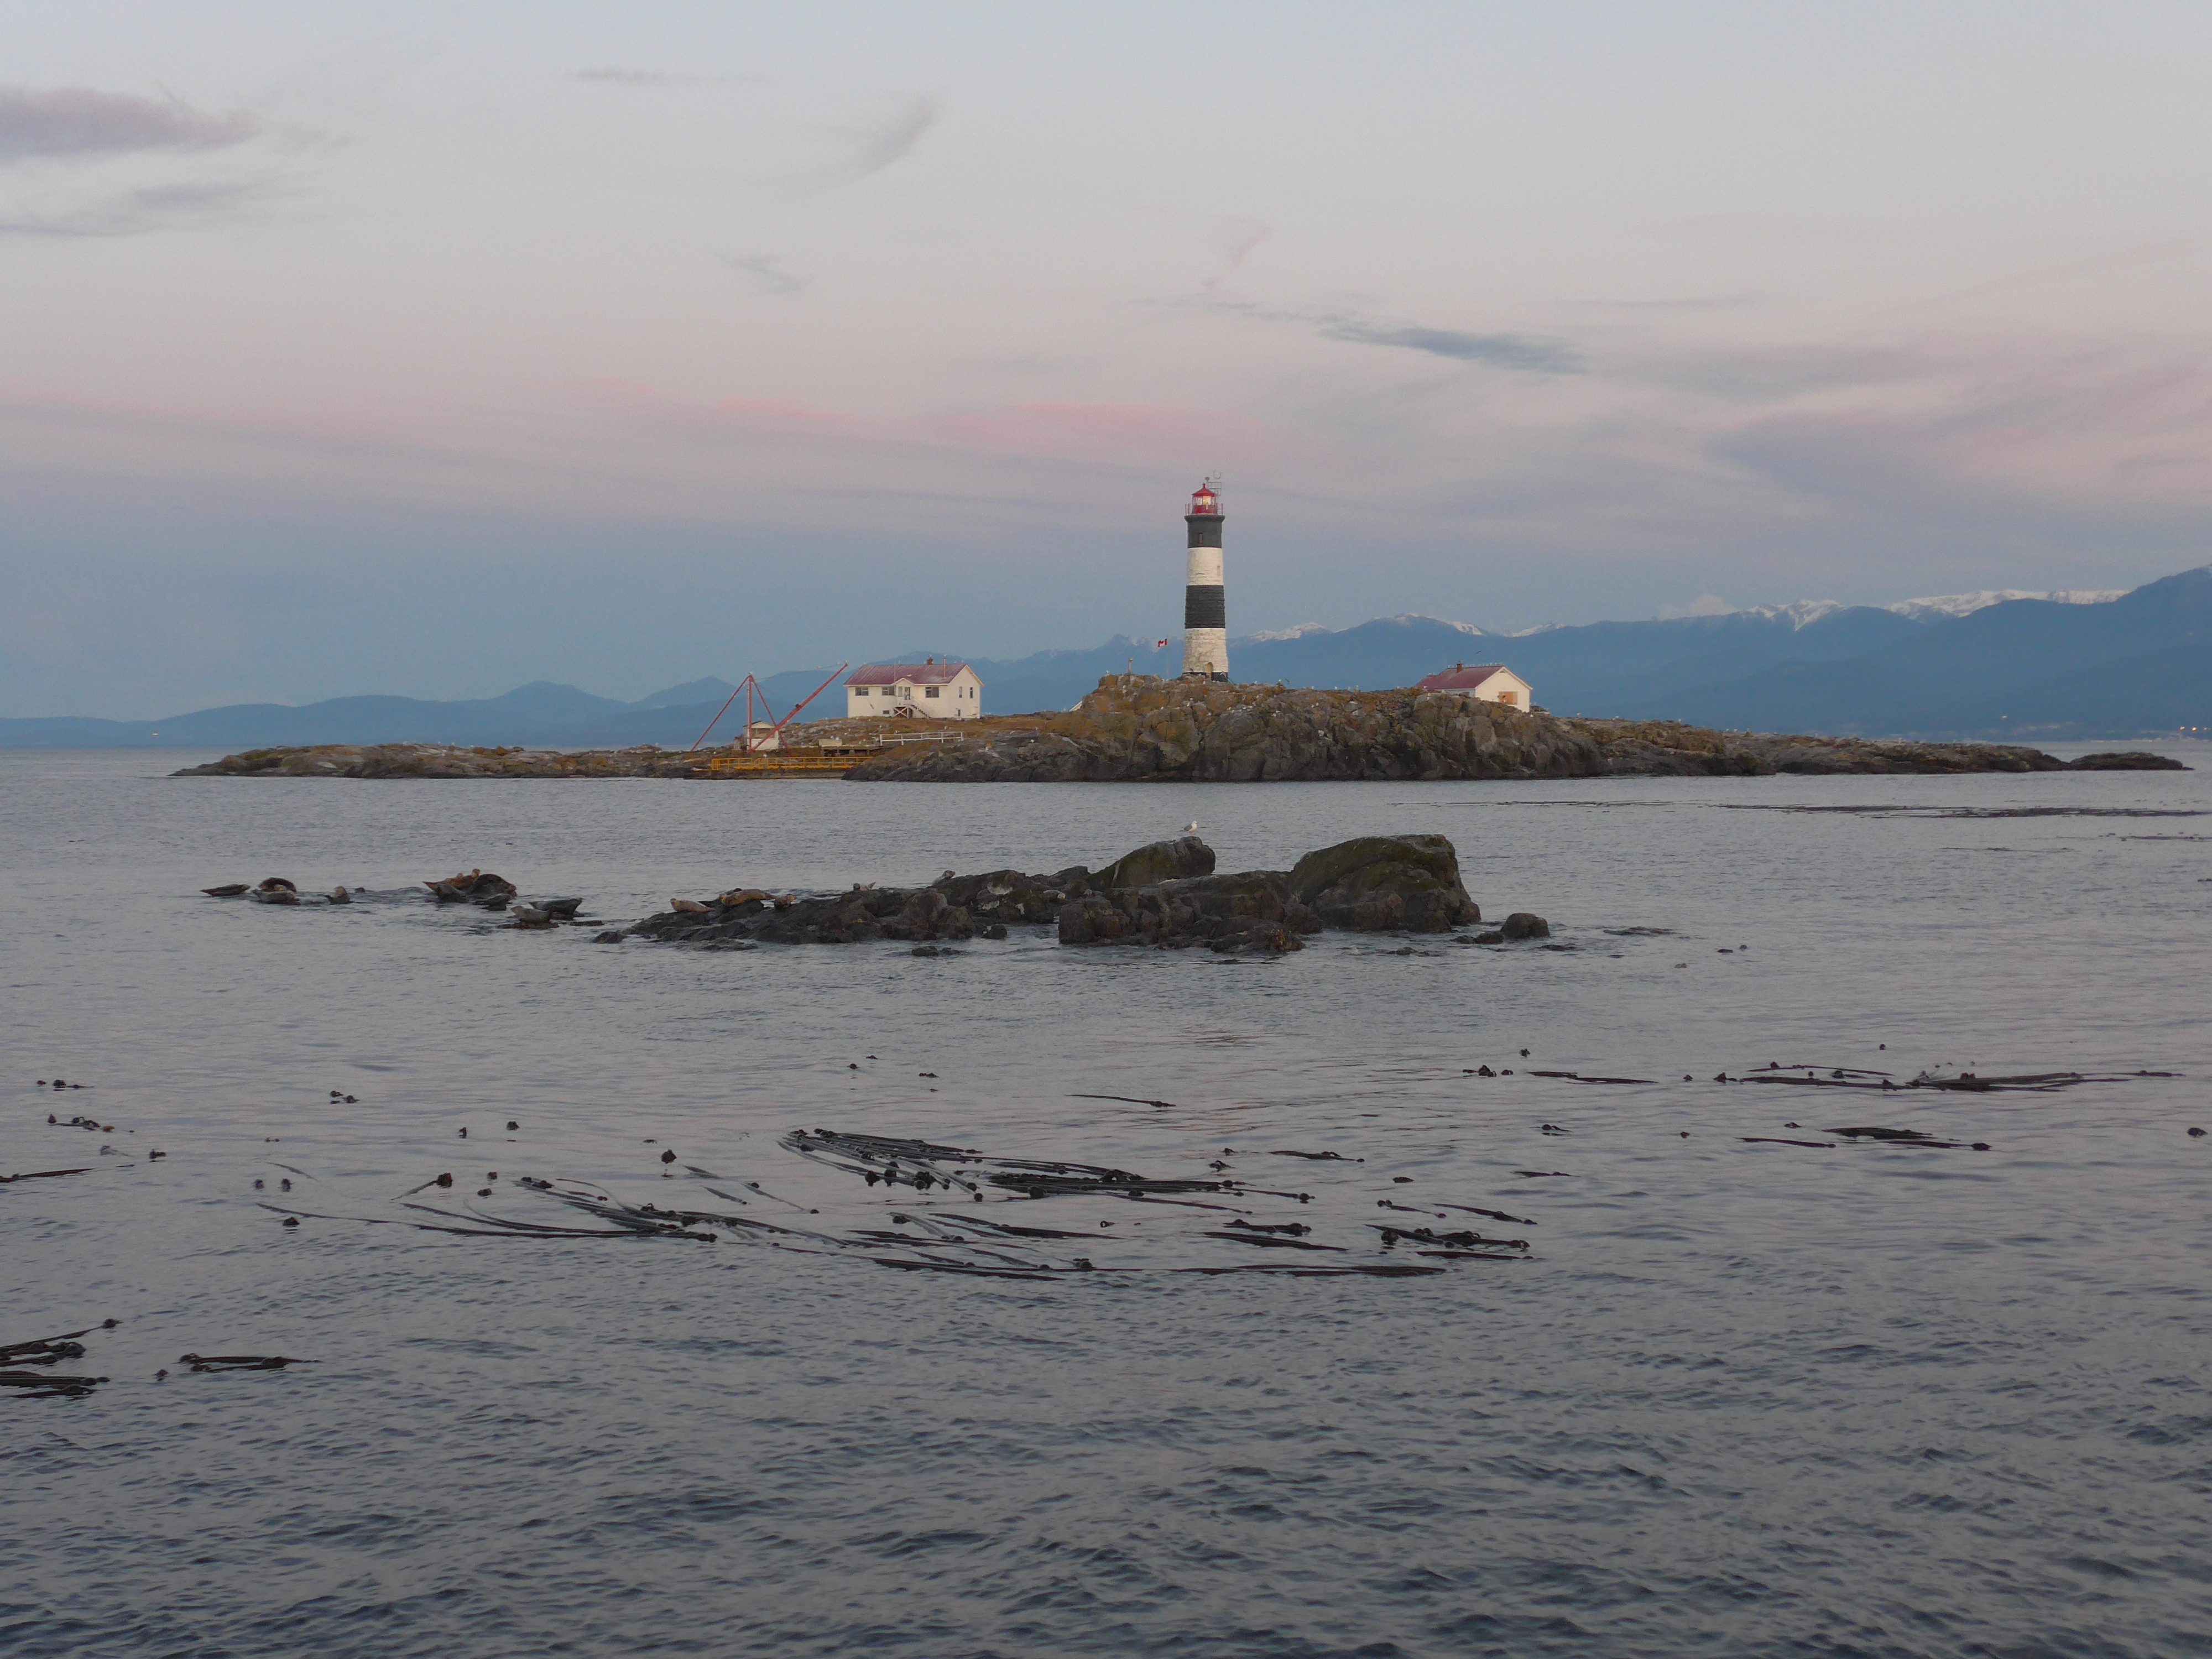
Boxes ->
[4,745,2209,1659]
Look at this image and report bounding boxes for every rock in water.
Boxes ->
[1287,836,1481,933]
[1094,835,1215,889]
[2067,752,2190,770]
[1500,912,1551,940]
[625,832,1500,956]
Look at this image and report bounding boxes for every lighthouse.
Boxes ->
[1182,478,1228,680]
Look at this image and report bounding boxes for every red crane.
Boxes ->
[687,663,848,754]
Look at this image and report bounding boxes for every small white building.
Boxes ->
[845,659,984,719]
[1415,662,1533,709]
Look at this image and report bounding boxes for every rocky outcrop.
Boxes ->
[174,744,693,779]
[625,833,1488,954]
[2066,752,2190,770]
[626,857,1095,948]
[842,679,2100,782]
[1286,834,1480,932]
[1094,834,1215,888]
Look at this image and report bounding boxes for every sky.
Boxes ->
[7,0,2212,717]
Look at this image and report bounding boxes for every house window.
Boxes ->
[856,686,870,696]
[925,686,940,698]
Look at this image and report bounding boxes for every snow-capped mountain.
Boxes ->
[1738,588,2125,630]
[1882,588,2125,620]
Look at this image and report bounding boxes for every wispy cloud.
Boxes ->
[0,175,290,238]
[571,68,707,88]
[569,68,766,90]
[1201,296,1583,374]
[780,96,938,193]
[722,254,810,296]
[0,86,257,161]
[1313,316,1583,372]
[1204,216,1271,291]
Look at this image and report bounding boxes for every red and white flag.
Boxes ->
[1154,638,1170,648]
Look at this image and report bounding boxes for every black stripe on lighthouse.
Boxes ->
[1185,514,1223,549]
[1185,585,1227,629]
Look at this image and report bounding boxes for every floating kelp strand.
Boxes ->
[1179,1262,1447,1278]
[922,1213,1096,1241]
[985,1171,1234,1198]
[0,1369,108,1399]
[180,1354,315,1373]
[1434,1203,1537,1226]
[261,1201,646,1239]
[1370,1224,1529,1251]
[1068,1093,1184,1110]
[1202,1230,1346,1252]
[1,1168,92,1185]
[872,1259,1063,1280]
[1734,1076,1887,1090]
[1829,1126,1975,1148]
[0,1330,96,1366]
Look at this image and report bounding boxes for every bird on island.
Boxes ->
[1184,821,1199,834]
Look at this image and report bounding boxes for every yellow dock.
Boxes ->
[693,748,867,778]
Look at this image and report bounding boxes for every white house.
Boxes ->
[1415,662,1534,709]
[844,659,984,719]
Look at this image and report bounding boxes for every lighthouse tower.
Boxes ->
[1181,478,1228,680]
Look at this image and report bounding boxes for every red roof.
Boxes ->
[846,662,977,687]
[1416,663,1519,692]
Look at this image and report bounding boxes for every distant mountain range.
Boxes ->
[5,568,2205,748]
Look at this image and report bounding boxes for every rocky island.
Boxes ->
[174,676,2185,781]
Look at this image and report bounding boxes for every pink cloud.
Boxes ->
[927,401,1274,468]
[566,379,853,433]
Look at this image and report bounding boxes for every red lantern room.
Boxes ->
[1188,481,1220,517]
